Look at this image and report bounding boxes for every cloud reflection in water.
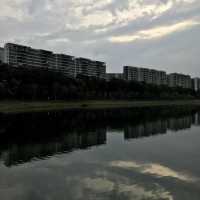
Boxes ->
[110,161,197,182]
[74,176,174,200]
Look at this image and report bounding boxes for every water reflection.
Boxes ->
[124,115,193,140]
[0,129,107,167]
[110,161,197,182]
[0,108,200,167]
[0,108,200,200]
[80,177,174,200]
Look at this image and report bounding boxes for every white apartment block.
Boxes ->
[4,43,55,69]
[2,43,199,87]
[3,43,106,79]
[123,66,167,85]
[54,54,76,77]
[76,58,106,79]
[123,66,140,82]
[167,73,192,89]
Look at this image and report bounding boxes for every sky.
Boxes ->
[0,0,200,76]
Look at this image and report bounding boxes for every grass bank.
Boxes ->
[1,100,200,114]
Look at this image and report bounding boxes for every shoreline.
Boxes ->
[1,100,200,114]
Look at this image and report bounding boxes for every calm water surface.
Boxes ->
[0,108,200,200]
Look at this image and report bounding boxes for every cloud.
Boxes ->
[109,19,200,43]
[0,0,30,21]
[78,10,114,28]
[59,0,199,33]
[114,0,174,26]
[0,0,200,75]
[47,38,70,47]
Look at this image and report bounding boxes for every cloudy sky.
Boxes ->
[0,0,200,76]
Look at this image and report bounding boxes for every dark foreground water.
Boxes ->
[0,107,200,200]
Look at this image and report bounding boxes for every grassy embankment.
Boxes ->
[0,100,200,114]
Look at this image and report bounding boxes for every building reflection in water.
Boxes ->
[124,115,194,140]
[0,107,200,167]
[194,111,200,126]
[0,129,107,167]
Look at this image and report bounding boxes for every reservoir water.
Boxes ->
[0,107,200,200]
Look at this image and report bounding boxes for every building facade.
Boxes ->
[123,66,167,85]
[76,58,106,79]
[192,78,200,91]
[54,54,76,77]
[96,61,106,79]
[124,66,140,81]
[4,43,55,69]
[4,43,106,79]
[167,73,192,89]
[3,43,200,86]
[0,47,4,63]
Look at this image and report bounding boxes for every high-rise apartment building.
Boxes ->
[0,47,4,63]
[148,69,167,85]
[167,73,192,89]
[123,66,140,81]
[96,61,106,79]
[4,43,106,79]
[3,43,199,87]
[123,66,167,85]
[192,78,200,91]
[54,54,76,77]
[4,43,55,69]
[139,68,150,83]
[76,58,106,79]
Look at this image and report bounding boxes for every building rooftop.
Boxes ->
[169,73,191,77]
[124,65,166,73]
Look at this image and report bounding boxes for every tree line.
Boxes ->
[0,63,199,100]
